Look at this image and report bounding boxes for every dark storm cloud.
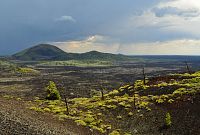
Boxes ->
[1,0,200,55]
[0,0,158,54]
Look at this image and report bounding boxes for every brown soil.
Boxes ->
[0,97,100,135]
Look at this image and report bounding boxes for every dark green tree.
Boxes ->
[46,81,61,100]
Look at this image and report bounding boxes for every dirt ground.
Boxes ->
[0,97,100,135]
[1,61,197,100]
[0,60,200,135]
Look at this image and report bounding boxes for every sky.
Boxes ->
[0,0,200,55]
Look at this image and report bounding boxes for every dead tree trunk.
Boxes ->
[99,68,105,100]
[185,61,191,74]
[133,92,136,109]
[133,91,138,109]
[142,67,146,85]
[100,88,104,100]
[64,95,69,115]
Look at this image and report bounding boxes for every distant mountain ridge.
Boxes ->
[12,44,132,61]
[13,44,69,61]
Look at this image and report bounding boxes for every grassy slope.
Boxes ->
[0,60,18,73]
[28,71,200,135]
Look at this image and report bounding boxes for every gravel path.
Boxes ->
[0,98,96,135]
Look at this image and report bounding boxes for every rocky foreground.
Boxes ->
[0,97,95,135]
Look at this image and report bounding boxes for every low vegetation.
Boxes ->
[27,71,200,134]
[37,60,113,67]
[16,67,40,74]
[0,60,17,72]
[0,59,39,75]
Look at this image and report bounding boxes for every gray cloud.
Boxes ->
[55,35,200,55]
[119,39,200,55]
[152,7,200,17]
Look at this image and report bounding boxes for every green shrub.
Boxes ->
[58,114,69,121]
[156,98,164,104]
[108,90,119,96]
[46,81,61,100]
[16,97,22,101]
[134,80,148,90]
[106,105,117,109]
[165,112,172,127]
[157,82,168,87]
[51,106,63,114]
[172,88,186,96]
[43,108,51,112]
[182,77,200,84]
[17,67,39,74]
[138,101,149,109]
[168,99,174,104]
[29,106,44,112]
[119,101,126,107]
[83,114,95,123]
[128,112,133,116]
[97,113,102,116]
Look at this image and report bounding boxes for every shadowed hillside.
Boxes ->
[12,44,135,62]
[12,44,71,61]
